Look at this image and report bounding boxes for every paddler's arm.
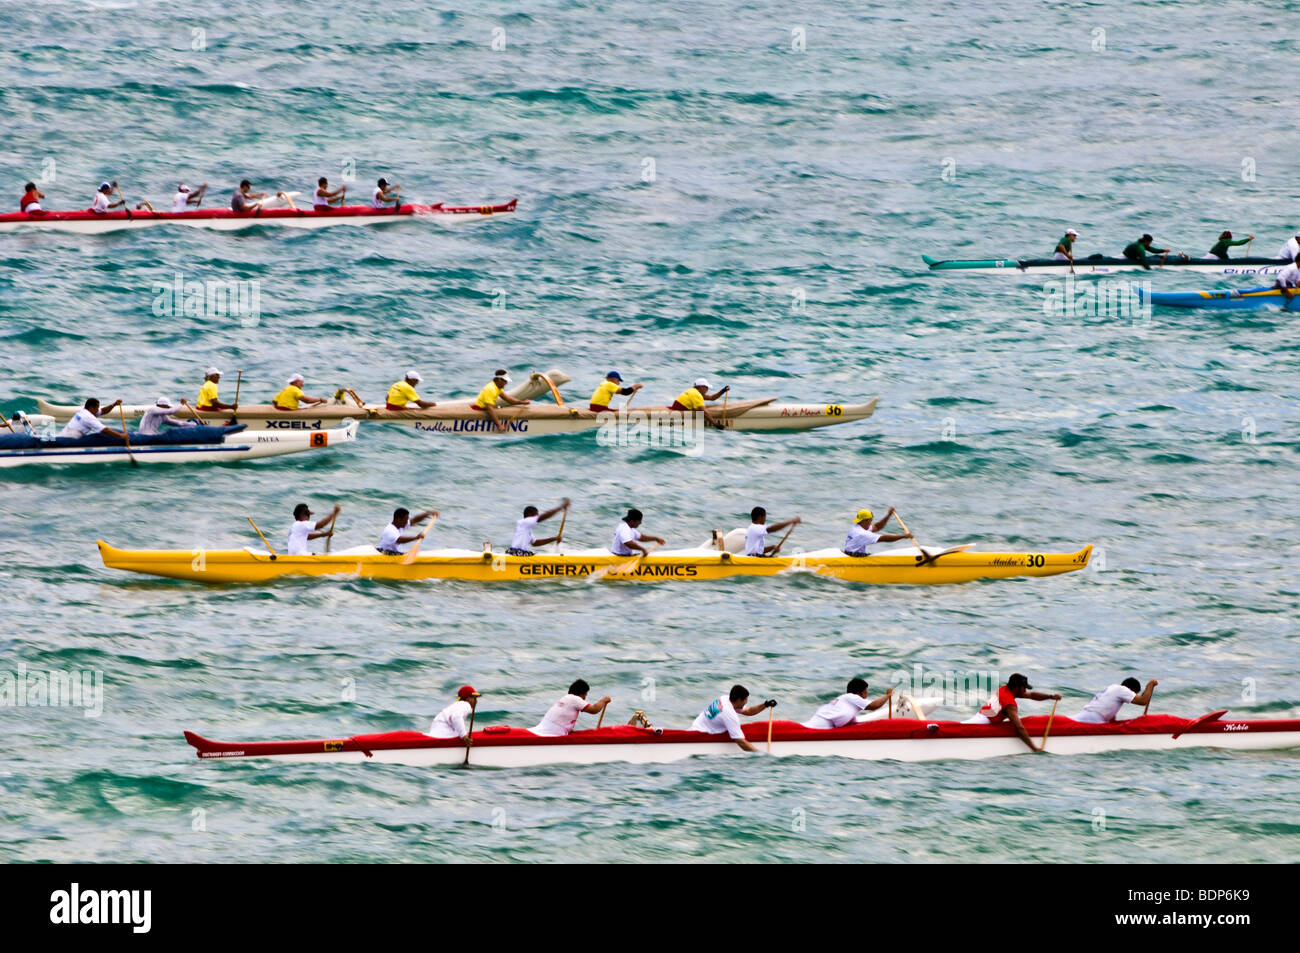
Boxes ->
[312,504,340,532]
[1005,707,1040,753]
[582,695,612,716]
[499,393,530,407]
[95,399,124,418]
[863,687,894,711]
[740,699,777,717]
[1130,679,1158,708]
[538,499,570,522]
[704,385,731,401]
[413,398,437,409]
[1024,691,1061,703]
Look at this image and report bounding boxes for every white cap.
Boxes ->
[177,183,190,193]
[1066,228,1078,236]
[288,373,304,384]
[205,366,221,377]
[693,378,710,389]
[405,370,421,382]
[493,368,512,383]
[156,396,176,409]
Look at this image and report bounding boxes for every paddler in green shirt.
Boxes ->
[1208,230,1254,260]
[1052,228,1079,270]
[1122,234,1187,269]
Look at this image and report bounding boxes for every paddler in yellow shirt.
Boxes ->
[589,371,642,412]
[669,377,729,429]
[272,374,328,411]
[385,370,437,411]
[473,369,530,432]
[196,367,237,412]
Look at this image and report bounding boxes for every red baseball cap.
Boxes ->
[457,685,480,699]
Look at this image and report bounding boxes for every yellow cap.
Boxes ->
[855,509,873,523]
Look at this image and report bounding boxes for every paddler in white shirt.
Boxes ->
[314,176,347,210]
[690,684,776,752]
[507,498,570,556]
[1275,234,1300,261]
[1274,253,1300,300]
[272,374,328,411]
[473,369,530,432]
[1073,677,1158,723]
[843,506,912,556]
[170,183,208,212]
[744,506,801,556]
[286,502,340,556]
[803,678,894,728]
[371,177,401,209]
[963,673,1061,753]
[429,685,480,739]
[530,679,611,736]
[610,508,666,555]
[90,181,125,214]
[57,397,128,440]
[137,396,195,435]
[377,507,437,555]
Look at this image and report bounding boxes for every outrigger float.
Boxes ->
[35,371,878,437]
[922,254,1290,277]
[0,421,357,468]
[0,199,517,235]
[1136,284,1300,311]
[98,541,1093,586]
[184,710,1300,766]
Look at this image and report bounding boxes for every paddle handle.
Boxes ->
[183,401,207,426]
[463,700,477,766]
[596,706,606,730]
[1041,698,1059,751]
[117,405,137,464]
[324,510,339,554]
[766,705,775,753]
[554,507,568,554]
[771,521,797,555]
[233,370,243,416]
[0,411,14,433]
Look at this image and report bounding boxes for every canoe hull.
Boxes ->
[1138,284,1299,311]
[0,200,517,234]
[923,254,1290,277]
[184,714,1300,767]
[98,541,1092,585]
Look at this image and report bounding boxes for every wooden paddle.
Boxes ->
[892,513,936,564]
[721,387,728,430]
[117,405,139,467]
[0,410,15,433]
[596,704,606,730]
[182,401,207,426]
[400,512,438,565]
[1040,698,1059,752]
[324,509,340,554]
[462,695,478,766]
[766,704,775,753]
[114,183,132,221]
[554,506,568,554]
[590,543,660,581]
[769,520,798,555]
[247,517,277,556]
[231,370,243,423]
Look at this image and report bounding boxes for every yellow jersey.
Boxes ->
[197,380,220,408]
[590,379,621,409]
[273,384,304,409]
[672,387,705,411]
[387,380,419,406]
[475,381,503,408]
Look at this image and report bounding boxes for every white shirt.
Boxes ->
[171,191,191,213]
[744,523,769,556]
[843,524,881,554]
[691,695,744,739]
[1074,684,1137,723]
[138,405,184,435]
[1277,263,1300,288]
[58,408,106,438]
[512,515,540,550]
[91,191,110,213]
[1277,237,1299,261]
[314,189,332,208]
[610,521,641,556]
[371,187,387,208]
[286,520,314,556]
[803,692,870,729]
[429,699,472,738]
[378,521,409,553]
[530,694,587,736]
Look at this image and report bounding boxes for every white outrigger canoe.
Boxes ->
[184,710,1300,767]
[922,253,1290,277]
[0,199,517,235]
[0,420,357,468]
[33,371,878,438]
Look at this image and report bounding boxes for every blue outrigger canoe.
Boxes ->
[1135,284,1300,311]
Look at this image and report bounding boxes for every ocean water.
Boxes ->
[1,0,1298,863]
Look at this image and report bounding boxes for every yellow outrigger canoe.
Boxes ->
[97,541,1093,586]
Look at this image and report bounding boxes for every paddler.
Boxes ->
[610,508,665,556]
[272,374,328,410]
[1208,230,1253,260]
[589,371,642,412]
[90,181,125,214]
[803,678,894,729]
[529,679,611,736]
[507,498,570,556]
[56,397,128,440]
[231,179,268,213]
[1121,234,1186,269]
[472,368,530,433]
[196,368,237,412]
[377,507,437,555]
[1274,252,1300,300]
[137,396,195,435]
[963,673,1061,753]
[371,177,401,209]
[385,371,437,410]
[428,685,480,739]
[1052,228,1078,269]
[690,684,776,752]
[843,507,912,557]
[171,183,208,212]
[669,377,730,429]
[286,502,340,556]
[1276,233,1300,261]
[1072,677,1158,723]
[21,182,45,213]
[744,506,801,556]
[313,176,347,210]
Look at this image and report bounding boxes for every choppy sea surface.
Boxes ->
[1,1,1298,863]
